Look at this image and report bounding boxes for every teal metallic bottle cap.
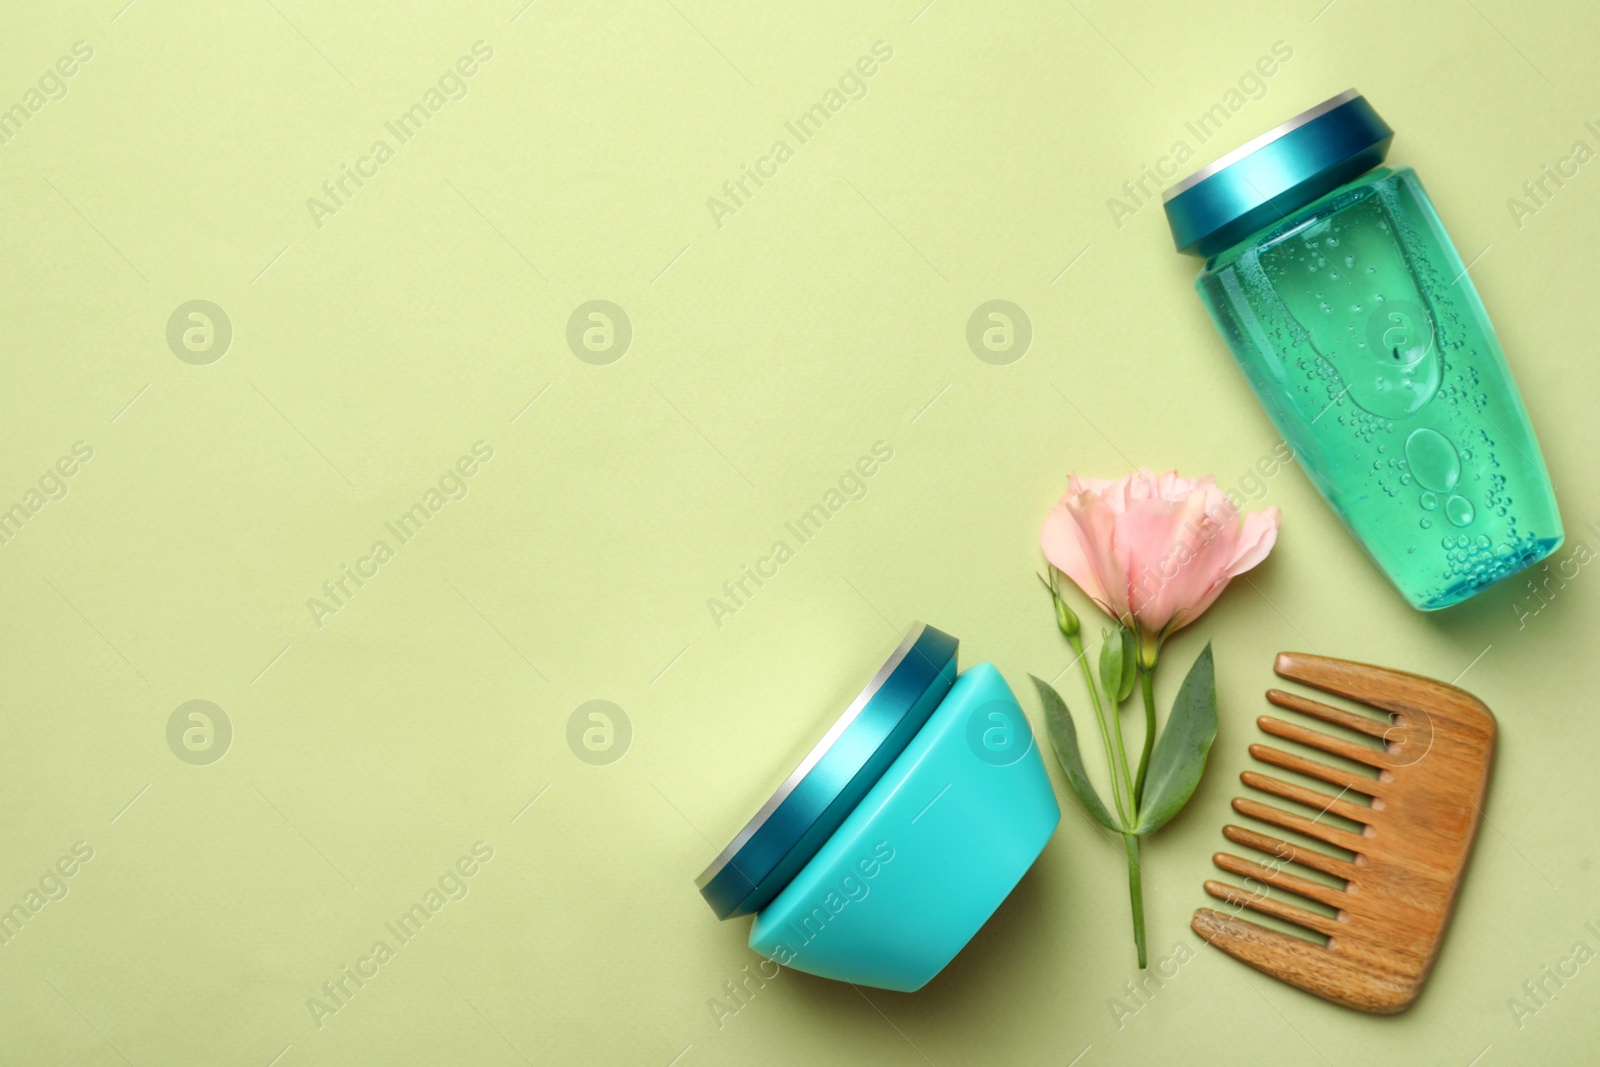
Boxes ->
[1163,89,1394,258]
[695,622,959,920]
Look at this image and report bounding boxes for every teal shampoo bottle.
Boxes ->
[1164,90,1562,609]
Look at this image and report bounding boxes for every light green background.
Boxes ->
[3,0,1598,1063]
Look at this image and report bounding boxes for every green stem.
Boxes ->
[1068,633,1130,825]
[1123,832,1148,969]
[1134,667,1158,809]
[1065,621,1147,972]
[1107,673,1136,817]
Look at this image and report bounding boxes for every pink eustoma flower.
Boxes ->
[1041,468,1281,642]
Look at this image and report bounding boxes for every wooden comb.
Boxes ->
[1191,651,1496,1013]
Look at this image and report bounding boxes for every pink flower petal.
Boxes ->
[1041,494,1113,611]
[1225,507,1282,577]
[1131,493,1234,635]
[1067,492,1132,618]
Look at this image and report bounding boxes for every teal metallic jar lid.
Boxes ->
[1163,89,1393,258]
[696,622,959,920]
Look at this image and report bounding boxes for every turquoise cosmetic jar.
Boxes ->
[696,623,1060,992]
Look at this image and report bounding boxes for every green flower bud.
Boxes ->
[1038,567,1081,639]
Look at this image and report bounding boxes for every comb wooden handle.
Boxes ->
[1191,652,1497,1014]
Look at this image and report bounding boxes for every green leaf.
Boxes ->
[1116,627,1137,703]
[1133,644,1219,836]
[1098,630,1124,708]
[1030,674,1122,832]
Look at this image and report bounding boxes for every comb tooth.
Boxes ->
[1203,880,1344,938]
[1213,852,1350,910]
[1266,688,1394,740]
[1192,908,1416,1014]
[1273,651,1425,722]
[1191,909,1330,976]
[1193,907,1315,959]
[1240,770,1373,825]
[1233,797,1369,855]
[1274,650,1395,698]
[1222,825,1356,882]
[1249,744,1384,798]
[1258,715,1390,769]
